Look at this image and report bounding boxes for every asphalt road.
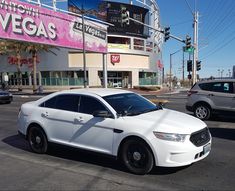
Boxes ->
[0,93,234,190]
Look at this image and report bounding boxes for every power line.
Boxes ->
[200,0,214,15]
[200,0,226,35]
[201,34,235,60]
[206,16,235,43]
[204,1,235,40]
[184,0,194,15]
[170,19,192,27]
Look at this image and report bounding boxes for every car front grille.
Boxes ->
[190,127,210,147]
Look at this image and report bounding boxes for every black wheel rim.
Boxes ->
[126,143,148,169]
[30,128,44,150]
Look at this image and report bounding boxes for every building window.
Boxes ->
[134,39,144,51]
[146,41,153,52]
[108,36,130,49]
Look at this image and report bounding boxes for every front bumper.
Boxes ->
[150,134,212,167]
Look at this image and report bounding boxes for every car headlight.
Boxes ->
[153,132,188,142]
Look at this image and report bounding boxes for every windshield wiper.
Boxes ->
[125,111,143,116]
[119,106,160,117]
[118,110,142,117]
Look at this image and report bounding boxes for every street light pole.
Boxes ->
[228,69,231,78]
[192,11,199,85]
[82,7,87,88]
[170,48,182,91]
[221,69,224,79]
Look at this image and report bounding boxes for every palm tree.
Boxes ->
[0,40,58,93]
[26,44,58,93]
[0,40,31,91]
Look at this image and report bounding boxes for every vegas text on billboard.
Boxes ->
[0,0,107,53]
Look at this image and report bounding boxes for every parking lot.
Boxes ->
[0,94,234,190]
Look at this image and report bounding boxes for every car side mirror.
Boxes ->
[157,102,164,109]
[93,110,113,118]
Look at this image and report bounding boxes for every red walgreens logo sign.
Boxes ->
[111,54,120,64]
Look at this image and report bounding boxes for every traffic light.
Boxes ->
[196,60,201,71]
[164,27,170,42]
[185,35,191,49]
[121,7,129,25]
[187,60,192,72]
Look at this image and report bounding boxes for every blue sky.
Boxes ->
[157,0,235,78]
[29,0,235,78]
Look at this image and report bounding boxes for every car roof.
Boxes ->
[197,79,235,84]
[60,88,132,97]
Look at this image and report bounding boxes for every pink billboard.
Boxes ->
[0,0,108,53]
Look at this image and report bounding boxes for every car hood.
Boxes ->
[125,108,207,134]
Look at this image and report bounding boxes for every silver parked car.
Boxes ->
[186,79,235,120]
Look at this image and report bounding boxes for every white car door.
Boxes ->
[209,82,234,111]
[41,94,79,143]
[70,95,115,155]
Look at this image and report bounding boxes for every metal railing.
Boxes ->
[139,77,158,85]
[7,77,85,86]
[41,77,84,86]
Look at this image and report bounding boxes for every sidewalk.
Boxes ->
[10,88,55,96]
[10,86,172,96]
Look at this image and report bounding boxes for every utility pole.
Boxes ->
[192,11,199,84]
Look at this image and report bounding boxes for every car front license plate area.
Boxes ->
[203,143,211,154]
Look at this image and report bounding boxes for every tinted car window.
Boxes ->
[212,83,223,92]
[41,94,79,112]
[79,96,107,115]
[41,96,57,108]
[223,82,233,93]
[55,94,80,112]
[199,82,234,93]
[199,83,212,91]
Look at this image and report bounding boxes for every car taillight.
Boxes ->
[187,90,198,96]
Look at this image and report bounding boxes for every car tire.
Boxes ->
[28,126,48,154]
[194,104,211,120]
[121,138,154,175]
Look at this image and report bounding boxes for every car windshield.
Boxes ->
[103,93,159,116]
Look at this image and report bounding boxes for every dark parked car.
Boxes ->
[0,90,13,104]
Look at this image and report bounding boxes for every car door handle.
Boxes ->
[41,112,49,118]
[208,94,214,96]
